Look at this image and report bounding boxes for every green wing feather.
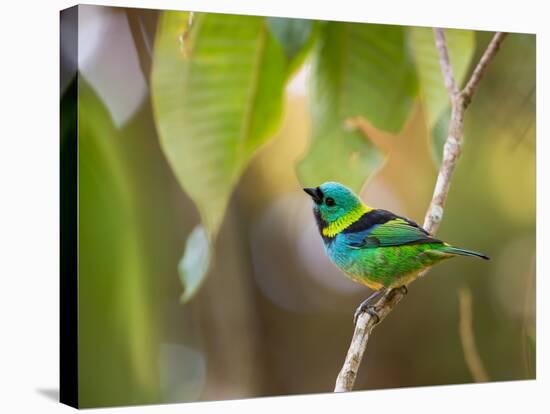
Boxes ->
[370,219,438,245]
[347,218,441,248]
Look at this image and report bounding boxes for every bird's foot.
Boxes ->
[353,289,385,325]
[353,304,380,326]
[387,285,408,300]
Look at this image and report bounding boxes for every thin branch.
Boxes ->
[334,288,405,392]
[434,28,458,98]
[422,104,463,233]
[458,287,489,382]
[462,32,508,106]
[334,29,507,393]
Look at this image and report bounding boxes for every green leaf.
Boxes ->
[151,12,291,301]
[77,80,160,406]
[299,22,417,191]
[409,27,475,163]
[178,225,211,303]
[152,11,288,233]
[267,17,317,72]
[319,22,418,133]
[298,123,383,192]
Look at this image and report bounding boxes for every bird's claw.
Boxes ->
[353,304,380,326]
[353,286,407,325]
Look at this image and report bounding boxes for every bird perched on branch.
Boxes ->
[304,182,489,324]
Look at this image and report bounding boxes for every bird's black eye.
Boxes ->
[325,197,335,207]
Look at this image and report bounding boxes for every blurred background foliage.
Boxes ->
[61,5,535,408]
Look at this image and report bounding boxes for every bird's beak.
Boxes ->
[303,187,323,204]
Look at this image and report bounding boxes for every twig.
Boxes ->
[433,29,458,98]
[458,287,489,382]
[334,288,405,392]
[424,30,507,234]
[462,32,508,106]
[334,29,507,393]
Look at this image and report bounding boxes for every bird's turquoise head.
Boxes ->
[303,182,370,235]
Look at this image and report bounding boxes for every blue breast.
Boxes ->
[325,232,357,269]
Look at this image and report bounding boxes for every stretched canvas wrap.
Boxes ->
[60,4,536,409]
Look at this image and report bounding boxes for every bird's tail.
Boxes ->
[442,245,490,260]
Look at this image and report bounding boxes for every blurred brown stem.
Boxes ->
[334,30,507,393]
[458,287,489,382]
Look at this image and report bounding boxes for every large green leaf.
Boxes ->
[77,80,160,406]
[152,11,287,234]
[299,22,417,191]
[409,27,475,163]
[318,22,419,133]
[151,12,293,301]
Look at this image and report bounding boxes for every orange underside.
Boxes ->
[347,269,426,291]
[347,273,384,290]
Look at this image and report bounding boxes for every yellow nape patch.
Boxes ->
[322,203,371,237]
